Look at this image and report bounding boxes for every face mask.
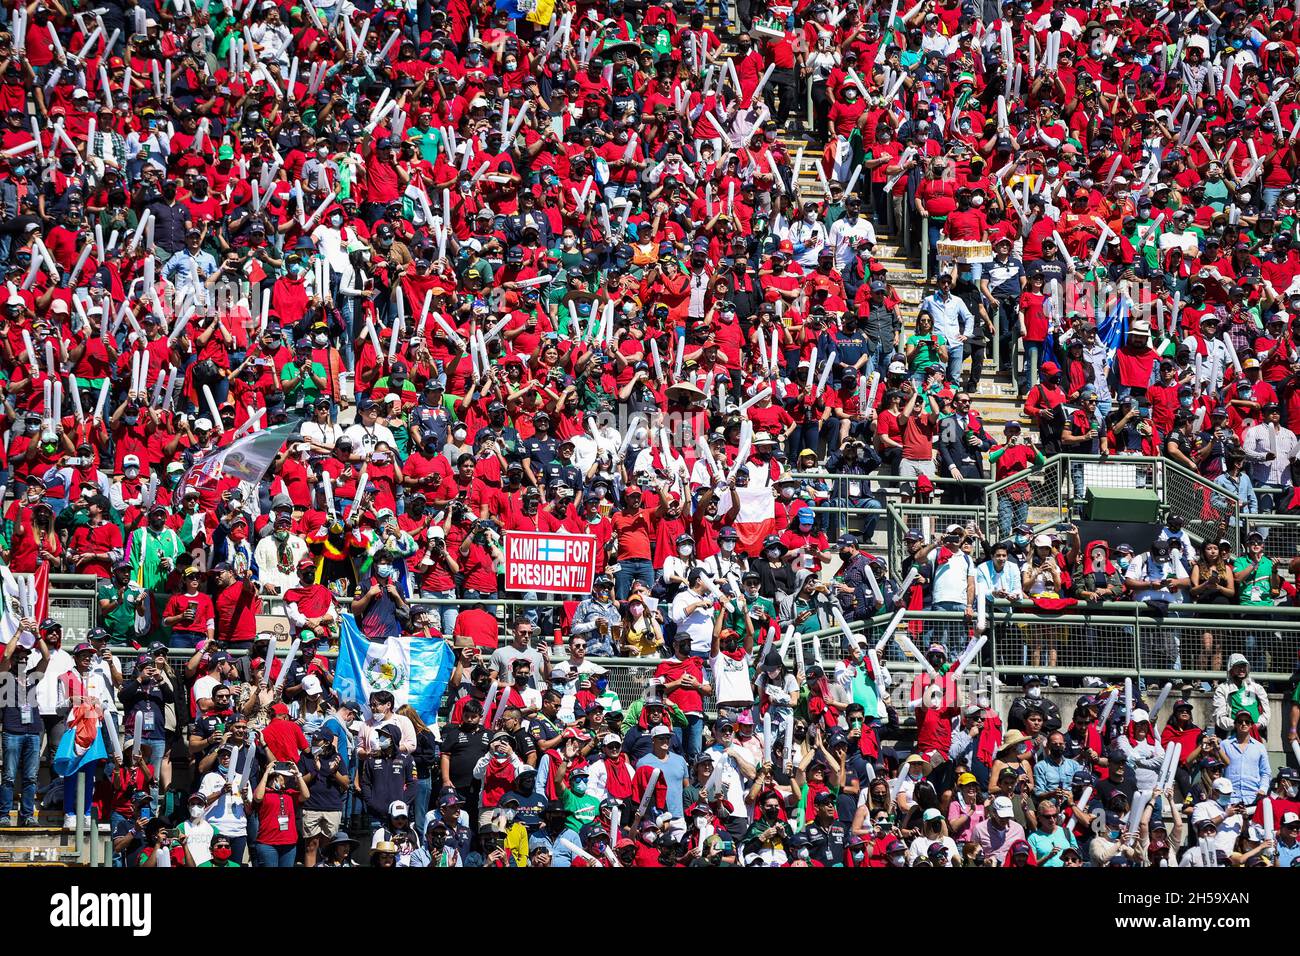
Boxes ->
[571,779,588,795]
[1217,794,1232,807]
[376,563,394,578]
[1027,686,1042,699]
[678,545,693,557]
[720,541,735,553]
[189,805,204,820]
[764,806,780,821]
[765,548,780,560]
[212,846,232,861]
[889,854,906,866]
[972,195,985,206]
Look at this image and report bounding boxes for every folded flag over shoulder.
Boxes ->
[53,701,107,777]
[334,613,456,725]
[717,486,778,557]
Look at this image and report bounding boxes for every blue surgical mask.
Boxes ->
[571,779,588,795]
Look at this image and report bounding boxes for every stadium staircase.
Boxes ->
[0,810,110,866]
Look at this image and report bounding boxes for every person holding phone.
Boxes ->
[252,762,310,868]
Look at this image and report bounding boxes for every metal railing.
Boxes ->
[983,454,1242,550]
[885,501,986,572]
[838,600,1300,685]
[1242,513,1300,566]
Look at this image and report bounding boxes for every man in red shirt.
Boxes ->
[609,489,654,599]
[898,387,939,502]
[213,562,262,645]
[261,702,310,763]
[653,634,712,762]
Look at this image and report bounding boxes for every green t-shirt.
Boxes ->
[1233,555,1275,606]
[97,580,146,644]
[281,360,327,409]
[906,332,947,371]
[560,787,601,832]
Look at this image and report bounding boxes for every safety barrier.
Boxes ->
[1242,513,1300,566]
[983,454,1241,550]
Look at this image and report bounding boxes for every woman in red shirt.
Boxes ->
[252,762,310,867]
[161,567,216,648]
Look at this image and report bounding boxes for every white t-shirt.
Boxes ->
[930,551,976,605]
[199,771,248,837]
[705,743,749,820]
[907,834,960,866]
[343,422,398,457]
[36,649,75,714]
[711,652,753,706]
[670,588,715,655]
[180,817,215,865]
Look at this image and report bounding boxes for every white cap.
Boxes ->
[429,526,445,539]
[601,733,621,746]
[1130,709,1150,723]
[50,299,69,313]
[388,800,409,817]
[6,294,23,306]
[194,417,213,431]
[123,454,140,468]
[1282,812,1299,826]
[1033,533,1053,548]
[649,725,672,738]
[302,674,322,696]
[1212,777,1233,795]
[992,796,1013,819]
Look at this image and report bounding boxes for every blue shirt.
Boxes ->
[1034,755,1084,796]
[1220,736,1271,804]
[919,291,974,344]
[636,751,689,818]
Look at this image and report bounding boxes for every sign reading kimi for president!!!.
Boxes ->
[504,532,599,595]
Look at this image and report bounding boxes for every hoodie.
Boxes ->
[1211,654,1271,735]
[1073,540,1123,598]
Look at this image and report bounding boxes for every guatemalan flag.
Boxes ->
[334,613,457,724]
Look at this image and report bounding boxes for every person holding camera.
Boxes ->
[251,761,311,868]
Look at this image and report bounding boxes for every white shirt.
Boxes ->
[829,214,876,271]
[1241,422,1298,486]
[711,651,753,706]
[180,817,215,865]
[343,422,398,457]
[199,770,248,837]
[35,648,75,715]
[930,550,976,605]
[670,587,716,656]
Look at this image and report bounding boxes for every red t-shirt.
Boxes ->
[215,580,262,643]
[262,717,309,763]
[610,507,653,561]
[901,412,938,461]
[163,592,214,640]
[255,789,302,846]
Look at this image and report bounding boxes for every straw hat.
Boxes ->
[998,729,1029,754]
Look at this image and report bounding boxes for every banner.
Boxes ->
[333,613,456,725]
[503,531,598,594]
[177,422,299,501]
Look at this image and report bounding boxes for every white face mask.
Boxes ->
[1027,686,1042,699]
[189,805,204,820]
[721,541,736,553]
[678,545,693,557]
